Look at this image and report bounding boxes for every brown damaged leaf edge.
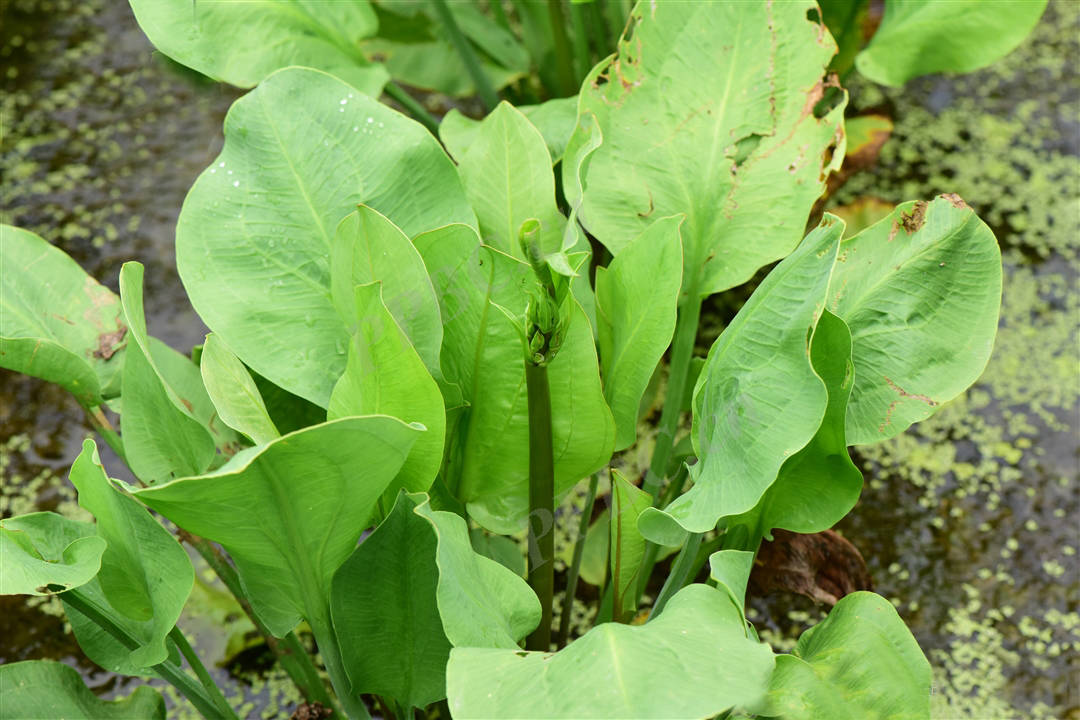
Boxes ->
[92,325,127,360]
[887,199,929,242]
[939,192,969,209]
[749,529,873,606]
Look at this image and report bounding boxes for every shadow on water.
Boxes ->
[2,0,1077,718]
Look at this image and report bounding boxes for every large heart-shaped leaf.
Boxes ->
[447,584,774,719]
[0,660,165,720]
[132,416,420,637]
[0,512,104,596]
[568,0,846,298]
[119,263,217,483]
[416,225,615,533]
[855,0,1047,87]
[639,218,843,545]
[64,440,193,670]
[176,67,474,407]
[128,0,387,94]
[331,493,539,711]
[442,102,566,260]
[767,592,932,719]
[443,97,580,165]
[830,196,1002,445]
[0,225,125,406]
[328,283,445,502]
[595,215,683,450]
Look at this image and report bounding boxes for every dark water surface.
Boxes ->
[2,1,1077,718]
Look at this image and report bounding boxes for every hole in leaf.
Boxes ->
[806,7,821,24]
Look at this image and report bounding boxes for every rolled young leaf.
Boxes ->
[176,67,474,407]
[0,225,125,406]
[119,262,217,484]
[328,283,445,502]
[330,206,444,377]
[447,584,774,719]
[609,470,652,622]
[128,0,387,95]
[443,102,567,261]
[567,0,846,298]
[766,591,932,719]
[0,512,104,596]
[0,660,165,720]
[200,333,280,446]
[855,0,1048,87]
[595,215,683,451]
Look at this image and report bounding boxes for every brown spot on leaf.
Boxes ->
[749,529,873,606]
[878,375,939,432]
[93,326,127,360]
[939,192,968,209]
[180,397,194,413]
[900,200,928,234]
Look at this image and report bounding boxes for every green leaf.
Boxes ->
[330,493,450,711]
[708,549,754,625]
[119,262,217,483]
[330,206,443,377]
[609,470,652,621]
[817,0,873,77]
[470,528,526,577]
[132,416,420,637]
[331,492,538,711]
[568,1,846,298]
[595,215,683,450]
[443,102,566,260]
[0,660,165,719]
[855,0,1048,87]
[414,496,540,649]
[0,225,125,406]
[177,67,474,407]
[639,218,844,546]
[441,96,579,164]
[447,584,774,719]
[829,196,1002,444]
[0,512,104,596]
[200,333,279,445]
[66,439,193,669]
[416,225,615,533]
[328,283,445,501]
[767,592,932,719]
[727,309,863,538]
[128,0,387,94]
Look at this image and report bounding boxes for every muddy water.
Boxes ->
[2,1,1077,718]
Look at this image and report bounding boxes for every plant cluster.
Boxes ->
[2,1,1044,718]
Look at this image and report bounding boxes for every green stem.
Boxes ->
[546,0,577,96]
[649,532,703,619]
[525,361,555,651]
[431,0,500,111]
[556,473,599,648]
[61,590,229,720]
[642,293,702,499]
[588,2,611,59]
[185,534,336,712]
[383,82,440,135]
[603,0,626,47]
[311,611,371,720]
[168,627,238,720]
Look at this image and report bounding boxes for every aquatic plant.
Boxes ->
[1,2,1023,718]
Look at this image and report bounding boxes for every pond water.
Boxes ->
[2,1,1076,718]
